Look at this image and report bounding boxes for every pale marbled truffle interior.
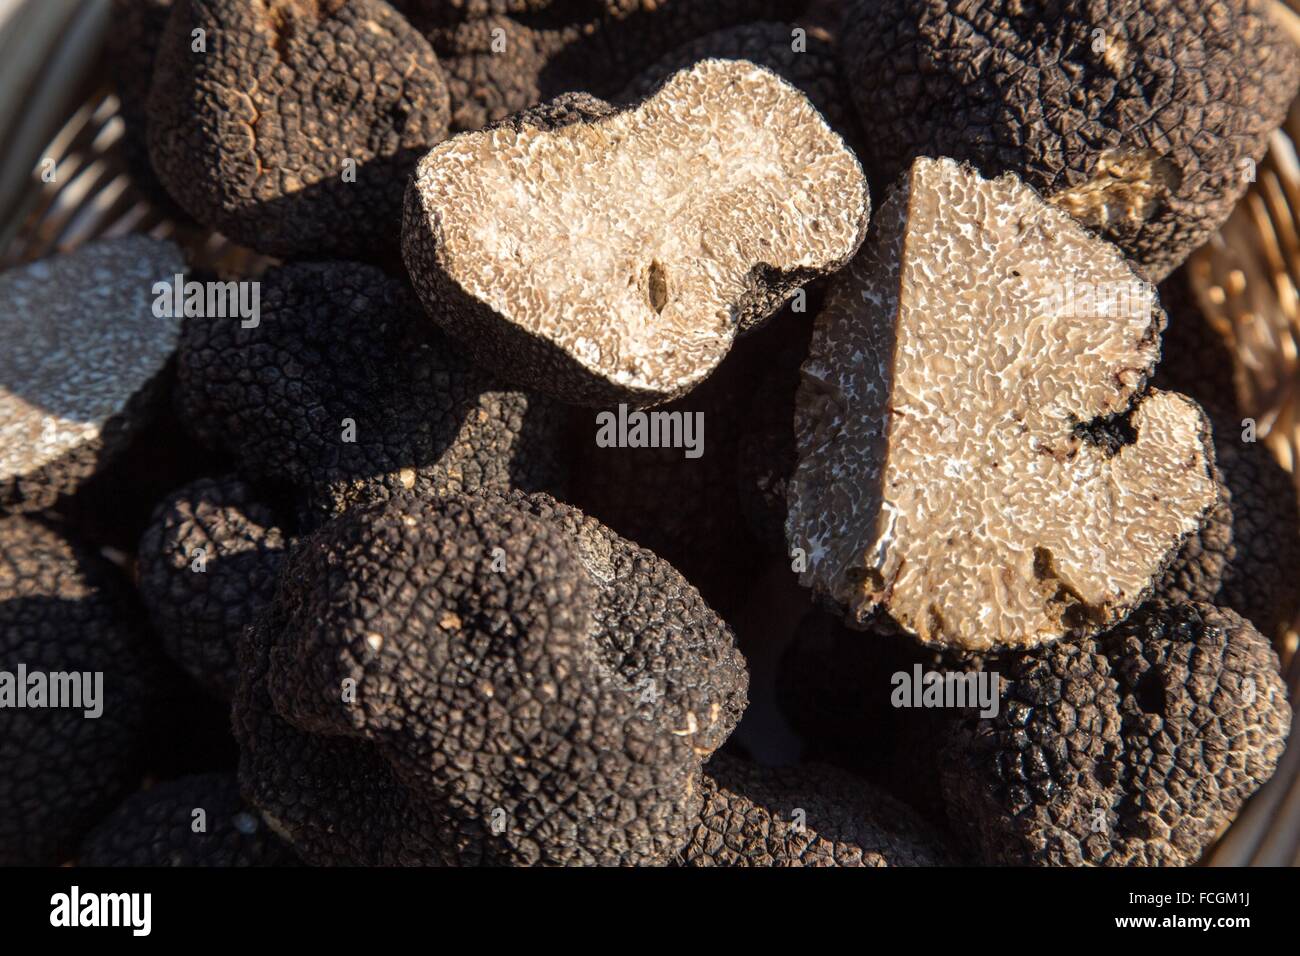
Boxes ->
[0,236,185,482]
[404,59,869,403]
[787,157,1216,651]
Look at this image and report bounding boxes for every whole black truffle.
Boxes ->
[233,490,748,865]
[940,602,1292,865]
[1,237,187,514]
[137,476,289,700]
[682,752,954,866]
[79,773,299,866]
[147,0,451,259]
[0,515,164,865]
[839,0,1300,279]
[175,260,567,528]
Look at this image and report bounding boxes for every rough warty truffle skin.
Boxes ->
[839,0,1300,280]
[1,237,186,514]
[146,0,451,260]
[787,157,1217,651]
[1151,274,1300,637]
[0,516,163,865]
[175,260,566,528]
[402,60,870,407]
[233,491,748,866]
[106,0,178,211]
[940,602,1292,866]
[79,773,299,867]
[682,753,952,866]
[1155,428,1300,638]
[137,476,288,700]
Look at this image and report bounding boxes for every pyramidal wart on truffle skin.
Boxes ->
[402,60,870,407]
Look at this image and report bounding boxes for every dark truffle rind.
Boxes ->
[940,602,1292,865]
[234,490,748,865]
[840,0,1300,279]
[106,0,179,212]
[0,516,163,865]
[79,773,299,866]
[147,0,451,259]
[174,260,567,528]
[1156,431,1300,637]
[137,476,289,700]
[682,752,953,866]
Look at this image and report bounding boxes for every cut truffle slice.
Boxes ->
[79,773,299,867]
[839,0,1300,280]
[174,261,567,529]
[1,237,186,514]
[0,514,164,865]
[137,476,290,700]
[621,22,861,155]
[940,602,1292,866]
[402,60,870,406]
[787,158,1217,651]
[233,491,748,866]
[147,0,451,260]
[681,753,953,866]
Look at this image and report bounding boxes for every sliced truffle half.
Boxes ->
[403,60,869,406]
[1,237,186,513]
[787,158,1217,651]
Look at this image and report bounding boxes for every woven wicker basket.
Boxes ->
[2,0,1296,865]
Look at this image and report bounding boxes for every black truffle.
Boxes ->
[137,476,289,700]
[1,238,187,514]
[147,0,451,259]
[0,515,163,865]
[682,752,954,866]
[106,0,179,212]
[839,0,1300,279]
[233,490,748,865]
[175,260,567,528]
[940,602,1292,865]
[79,773,299,866]
[403,64,868,406]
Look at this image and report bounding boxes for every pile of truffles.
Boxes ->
[1,0,1297,867]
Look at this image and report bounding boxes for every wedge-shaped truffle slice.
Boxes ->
[0,515,164,865]
[79,773,299,867]
[234,491,748,865]
[788,158,1217,651]
[1,237,186,514]
[403,60,869,406]
[138,476,289,700]
[147,0,450,260]
[682,753,953,866]
[940,602,1292,866]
